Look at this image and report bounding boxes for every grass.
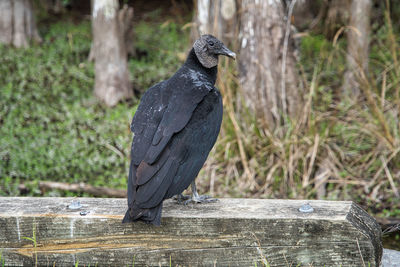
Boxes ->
[21,224,38,267]
[0,250,4,267]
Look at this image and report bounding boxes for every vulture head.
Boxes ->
[193,34,236,68]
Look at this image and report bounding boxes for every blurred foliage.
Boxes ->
[0,18,188,196]
[130,20,189,92]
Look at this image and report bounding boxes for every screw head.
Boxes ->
[68,200,82,210]
[299,203,314,213]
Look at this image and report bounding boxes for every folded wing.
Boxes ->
[126,78,212,224]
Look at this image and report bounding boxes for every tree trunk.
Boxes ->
[191,0,238,48]
[37,0,65,14]
[325,0,350,38]
[92,0,133,107]
[342,0,372,100]
[118,4,135,57]
[192,0,303,129]
[0,0,41,48]
[290,0,322,31]
[238,0,303,129]
[89,4,134,61]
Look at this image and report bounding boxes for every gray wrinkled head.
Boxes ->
[193,35,236,68]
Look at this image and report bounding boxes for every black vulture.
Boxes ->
[123,35,236,226]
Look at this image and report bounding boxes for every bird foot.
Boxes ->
[183,194,218,205]
[174,194,218,205]
[174,194,191,204]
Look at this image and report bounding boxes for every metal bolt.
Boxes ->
[68,200,82,210]
[299,203,314,213]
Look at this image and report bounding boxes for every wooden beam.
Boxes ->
[0,197,382,266]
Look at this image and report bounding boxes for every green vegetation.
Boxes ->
[0,250,4,267]
[21,224,38,266]
[0,19,188,196]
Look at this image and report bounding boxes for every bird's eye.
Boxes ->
[208,40,214,46]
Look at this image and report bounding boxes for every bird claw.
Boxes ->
[174,182,218,205]
[174,194,191,204]
[183,195,218,205]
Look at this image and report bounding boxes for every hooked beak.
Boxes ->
[218,45,236,60]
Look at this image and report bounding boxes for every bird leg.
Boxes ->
[181,181,218,205]
[174,193,190,204]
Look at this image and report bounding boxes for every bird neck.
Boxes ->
[185,48,218,85]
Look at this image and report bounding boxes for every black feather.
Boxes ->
[123,35,234,225]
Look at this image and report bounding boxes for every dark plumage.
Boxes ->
[123,35,236,226]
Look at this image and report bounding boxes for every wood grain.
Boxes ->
[0,197,382,266]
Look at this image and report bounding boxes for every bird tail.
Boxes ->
[122,209,133,223]
[122,203,163,226]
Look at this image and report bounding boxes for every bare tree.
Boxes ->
[92,0,133,107]
[290,0,324,31]
[89,4,134,61]
[325,0,350,38]
[191,0,238,48]
[238,0,303,129]
[118,4,135,57]
[342,0,372,100]
[0,0,41,48]
[192,0,303,130]
[37,0,65,14]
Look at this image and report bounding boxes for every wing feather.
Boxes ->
[126,69,220,225]
[130,81,167,165]
[136,158,179,208]
[143,84,211,164]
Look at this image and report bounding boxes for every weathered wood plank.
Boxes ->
[0,197,382,266]
[382,249,400,267]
